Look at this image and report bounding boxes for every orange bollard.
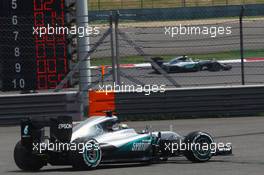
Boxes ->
[101,65,105,81]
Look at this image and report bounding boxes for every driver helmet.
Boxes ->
[118,123,129,129]
[112,123,129,131]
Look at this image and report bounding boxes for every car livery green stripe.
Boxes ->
[118,135,153,152]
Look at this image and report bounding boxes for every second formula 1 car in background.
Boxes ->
[151,56,232,73]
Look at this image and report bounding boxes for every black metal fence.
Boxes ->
[1,4,263,92]
[88,6,264,89]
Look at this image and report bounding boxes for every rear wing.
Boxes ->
[150,57,164,73]
[20,116,72,148]
[151,57,164,65]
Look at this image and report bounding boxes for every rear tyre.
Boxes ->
[70,139,102,170]
[14,141,45,171]
[183,131,214,162]
[164,66,171,73]
[222,64,232,71]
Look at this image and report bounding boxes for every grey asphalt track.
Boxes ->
[91,18,264,58]
[1,116,264,175]
[92,62,264,88]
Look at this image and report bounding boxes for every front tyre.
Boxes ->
[183,131,214,162]
[70,139,102,170]
[209,62,221,72]
[14,141,45,171]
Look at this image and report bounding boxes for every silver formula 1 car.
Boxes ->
[14,112,232,171]
[151,56,232,73]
